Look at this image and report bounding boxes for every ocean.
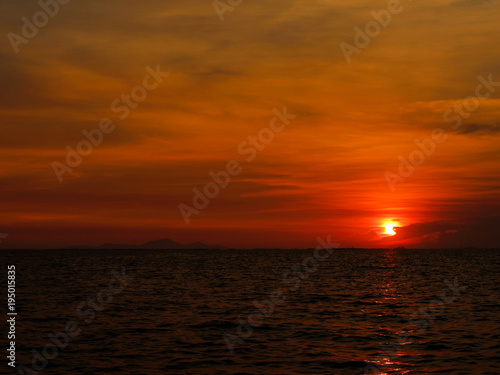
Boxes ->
[1,248,499,374]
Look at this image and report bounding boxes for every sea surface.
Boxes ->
[1,248,499,374]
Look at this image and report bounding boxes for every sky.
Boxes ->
[1,0,499,249]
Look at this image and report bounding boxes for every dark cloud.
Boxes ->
[455,123,500,135]
[371,216,500,248]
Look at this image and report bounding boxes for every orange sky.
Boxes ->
[1,0,499,249]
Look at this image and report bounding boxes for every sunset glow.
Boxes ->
[1,0,499,249]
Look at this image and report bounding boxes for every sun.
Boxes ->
[384,224,396,235]
[381,219,400,236]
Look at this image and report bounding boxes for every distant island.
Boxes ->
[65,238,227,250]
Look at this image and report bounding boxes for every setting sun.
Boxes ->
[384,224,396,236]
[381,220,400,237]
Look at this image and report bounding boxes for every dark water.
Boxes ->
[1,248,499,374]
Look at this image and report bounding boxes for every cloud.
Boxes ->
[353,229,380,242]
[1,0,500,248]
[365,216,500,248]
[450,0,497,6]
[454,123,500,135]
